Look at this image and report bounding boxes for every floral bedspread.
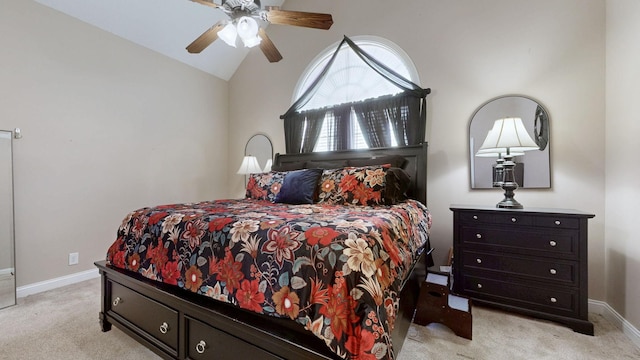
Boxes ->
[107,198,431,360]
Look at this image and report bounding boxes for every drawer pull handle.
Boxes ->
[476,258,482,264]
[473,215,478,220]
[477,283,483,289]
[555,220,561,225]
[476,233,482,239]
[196,340,207,354]
[549,240,557,247]
[511,217,517,223]
[112,297,122,307]
[550,268,557,275]
[550,297,557,303]
[159,322,169,334]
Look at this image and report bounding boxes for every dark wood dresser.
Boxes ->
[450,205,595,335]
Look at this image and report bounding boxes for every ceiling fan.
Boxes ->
[187,0,334,63]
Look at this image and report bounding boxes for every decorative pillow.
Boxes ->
[270,160,306,172]
[275,168,323,205]
[348,155,408,169]
[317,165,390,206]
[245,171,286,202]
[385,167,412,204]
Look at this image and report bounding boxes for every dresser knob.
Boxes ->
[477,283,483,289]
[550,268,557,275]
[550,297,557,303]
[473,215,478,220]
[476,258,482,264]
[112,297,122,307]
[476,233,482,239]
[159,322,169,334]
[511,217,517,223]
[549,240,557,247]
[196,340,207,354]
[555,220,561,225]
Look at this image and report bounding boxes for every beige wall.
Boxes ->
[229,0,607,300]
[605,0,640,330]
[0,0,229,286]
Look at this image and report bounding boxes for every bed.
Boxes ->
[95,143,430,360]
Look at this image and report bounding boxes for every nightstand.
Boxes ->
[450,205,595,335]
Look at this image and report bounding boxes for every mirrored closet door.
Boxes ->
[0,130,15,309]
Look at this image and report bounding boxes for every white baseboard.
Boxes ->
[16,268,100,298]
[589,299,640,349]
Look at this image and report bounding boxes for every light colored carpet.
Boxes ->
[0,278,638,360]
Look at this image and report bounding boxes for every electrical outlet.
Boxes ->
[68,252,79,266]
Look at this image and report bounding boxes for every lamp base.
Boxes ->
[496,180,523,209]
[496,198,523,209]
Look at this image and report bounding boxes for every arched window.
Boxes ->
[286,36,426,153]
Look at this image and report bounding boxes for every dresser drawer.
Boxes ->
[460,211,580,229]
[109,281,178,352]
[460,275,578,317]
[461,250,578,285]
[186,316,283,360]
[460,227,577,258]
[460,211,532,226]
[534,216,580,229]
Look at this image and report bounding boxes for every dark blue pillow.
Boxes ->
[275,168,323,204]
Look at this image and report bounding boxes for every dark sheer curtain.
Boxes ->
[281,36,430,153]
[283,112,306,154]
[284,109,328,154]
[353,94,397,148]
[332,104,353,151]
[385,94,424,146]
[300,109,326,153]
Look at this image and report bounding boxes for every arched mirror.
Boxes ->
[245,134,273,172]
[469,95,551,189]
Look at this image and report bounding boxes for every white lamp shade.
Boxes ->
[218,23,238,47]
[263,159,273,172]
[237,155,262,175]
[477,117,539,155]
[236,17,261,48]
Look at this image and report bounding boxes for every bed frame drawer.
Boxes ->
[186,316,283,360]
[108,280,179,353]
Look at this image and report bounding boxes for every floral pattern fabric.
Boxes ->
[107,199,430,360]
[317,165,390,206]
[245,171,286,202]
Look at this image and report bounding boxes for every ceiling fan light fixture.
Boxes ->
[218,22,238,47]
[241,35,261,48]
[236,16,261,48]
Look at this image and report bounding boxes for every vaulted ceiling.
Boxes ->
[34,0,285,81]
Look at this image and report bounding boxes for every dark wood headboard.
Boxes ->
[273,143,428,204]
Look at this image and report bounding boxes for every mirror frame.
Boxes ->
[0,130,16,309]
[245,134,273,172]
[469,95,551,189]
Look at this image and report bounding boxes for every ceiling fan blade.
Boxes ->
[258,28,283,63]
[186,22,224,53]
[189,0,220,9]
[265,9,333,30]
